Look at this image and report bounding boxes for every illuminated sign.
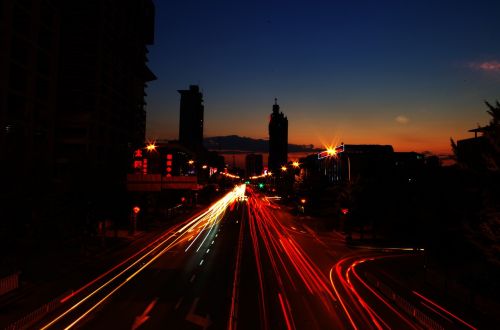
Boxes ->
[134,149,143,158]
[318,144,345,159]
[166,154,173,176]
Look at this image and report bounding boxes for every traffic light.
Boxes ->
[258,183,264,189]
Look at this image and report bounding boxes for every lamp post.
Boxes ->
[300,198,306,214]
[130,206,140,235]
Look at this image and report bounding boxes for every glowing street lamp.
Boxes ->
[326,147,337,156]
[281,166,287,172]
[146,143,156,152]
[318,143,344,159]
[292,161,300,168]
[131,206,141,234]
[299,198,307,214]
[188,160,194,165]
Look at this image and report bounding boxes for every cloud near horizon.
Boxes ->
[395,115,410,124]
[469,60,500,72]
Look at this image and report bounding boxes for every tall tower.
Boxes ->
[268,98,288,171]
[178,85,204,152]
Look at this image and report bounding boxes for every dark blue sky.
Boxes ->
[146,0,500,154]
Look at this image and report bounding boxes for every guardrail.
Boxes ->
[0,272,20,296]
[5,291,71,330]
[364,272,445,330]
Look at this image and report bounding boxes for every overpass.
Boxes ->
[126,174,202,191]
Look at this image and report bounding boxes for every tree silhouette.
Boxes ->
[483,101,500,172]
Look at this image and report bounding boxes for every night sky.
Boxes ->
[146,0,500,154]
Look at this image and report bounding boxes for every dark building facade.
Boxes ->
[268,98,288,171]
[300,145,395,184]
[55,0,156,194]
[1,0,156,234]
[245,153,264,177]
[179,85,204,153]
[456,126,497,172]
[1,0,60,197]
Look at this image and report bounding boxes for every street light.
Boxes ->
[299,198,306,214]
[292,161,300,168]
[281,166,287,172]
[327,147,336,156]
[131,206,141,234]
[188,160,194,165]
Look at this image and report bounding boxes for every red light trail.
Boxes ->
[245,190,339,329]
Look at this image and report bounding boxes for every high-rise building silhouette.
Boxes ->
[0,0,156,229]
[55,0,156,191]
[245,154,264,177]
[268,98,288,171]
[0,0,60,198]
[178,85,204,153]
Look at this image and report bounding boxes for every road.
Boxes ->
[31,184,477,330]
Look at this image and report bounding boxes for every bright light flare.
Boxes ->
[145,141,157,151]
[326,146,337,156]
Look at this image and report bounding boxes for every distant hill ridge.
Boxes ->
[204,135,318,153]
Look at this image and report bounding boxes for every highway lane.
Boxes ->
[35,185,246,330]
[238,190,346,330]
[251,191,436,330]
[79,199,246,329]
[31,184,475,330]
[260,193,479,330]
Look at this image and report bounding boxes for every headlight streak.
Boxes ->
[58,222,185,304]
[184,185,246,253]
[41,185,246,330]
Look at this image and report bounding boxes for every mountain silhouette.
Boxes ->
[204,135,318,153]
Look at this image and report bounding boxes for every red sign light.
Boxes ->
[341,208,349,215]
[133,206,141,214]
[134,149,143,158]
